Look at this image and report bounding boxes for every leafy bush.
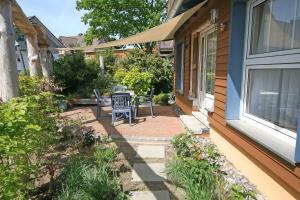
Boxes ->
[116,49,173,94]
[0,96,59,199]
[167,157,226,200]
[230,184,256,200]
[97,49,117,76]
[171,133,200,159]
[57,145,127,200]
[54,51,113,97]
[115,67,153,95]
[153,93,169,105]
[19,75,62,96]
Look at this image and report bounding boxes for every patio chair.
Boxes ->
[93,89,103,120]
[135,88,154,117]
[112,85,127,93]
[111,93,134,126]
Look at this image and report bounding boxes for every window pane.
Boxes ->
[246,69,300,132]
[175,43,183,91]
[206,31,216,95]
[191,34,199,97]
[294,0,300,48]
[250,0,299,54]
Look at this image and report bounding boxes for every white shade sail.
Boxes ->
[91,0,208,49]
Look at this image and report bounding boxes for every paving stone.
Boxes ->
[131,191,170,200]
[132,163,166,182]
[137,145,165,159]
[179,115,209,134]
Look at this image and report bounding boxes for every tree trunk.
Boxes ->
[47,50,53,75]
[146,42,153,54]
[40,48,51,77]
[0,0,20,102]
[26,33,42,77]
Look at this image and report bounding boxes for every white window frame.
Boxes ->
[189,21,212,97]
[245,0,300,62]
[240,0,300,140]
[175,40,185,94]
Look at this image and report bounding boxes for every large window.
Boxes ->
[243,0,300,137]
[175,42,184,93]
[250,0,300,54]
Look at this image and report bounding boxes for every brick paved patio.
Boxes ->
[61,105,185,139]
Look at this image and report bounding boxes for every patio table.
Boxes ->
[114,90,135,96]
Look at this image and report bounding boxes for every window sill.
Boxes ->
[226,119,296,165]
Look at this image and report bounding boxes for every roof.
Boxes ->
[28,16,65,48]
[59,35,106,53]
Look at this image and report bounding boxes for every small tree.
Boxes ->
[76,0,167,52]
[116,49,173,94]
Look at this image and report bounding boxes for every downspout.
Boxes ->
[167,0,185,20]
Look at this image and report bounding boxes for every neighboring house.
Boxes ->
[171,0,300,199]
[157,41,174,57]
[59,34,106,59]
[15,16,65,73]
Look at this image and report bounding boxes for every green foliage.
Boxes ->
[76,0,166,49]
[19,75,62,112]
[0,96,58,199]
[57,145,127,200]
[171,133,200,159]
[98,49,117,75]
[230,184,257,200]
[53,51,114,97]
[116,50,173,94]
[153,93,169,105]
[115,67,153,96]
[167,157,226,200]
[93,74,115,95]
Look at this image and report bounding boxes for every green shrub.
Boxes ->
[57,145,127,200]
[167,157,226,200]
[230,184,256,200]
[114,67,153,95]
[116,49,173,94]
[153,93,169,105]
[171,133,200,158]
[54,51,113,97]
[0,96,59,199]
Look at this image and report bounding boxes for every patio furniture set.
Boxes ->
[94,85,154,126]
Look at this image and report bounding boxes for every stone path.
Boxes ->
[113,138,185,200]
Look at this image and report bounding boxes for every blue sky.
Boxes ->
[16,0,88,37]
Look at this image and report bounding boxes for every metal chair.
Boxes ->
[93,89,103,120]
[112,85,127,93]
[111,93,134,126]
[135,88,154,117]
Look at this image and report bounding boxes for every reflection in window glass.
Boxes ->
[246,69,300,132]
[206,31,216,95]
[175,43,184,92]
[250,0,300,54]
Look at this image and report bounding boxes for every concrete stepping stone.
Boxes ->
[131,191,170,200]
[180,115,209,134]
[132,163,166,182]
[137,145,165,159]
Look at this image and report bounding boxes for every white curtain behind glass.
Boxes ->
[251,0,300,54]
[247,69,300,132]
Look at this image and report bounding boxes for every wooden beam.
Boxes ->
[11,0,35,35]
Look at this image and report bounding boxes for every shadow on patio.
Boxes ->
[61,105,185,199]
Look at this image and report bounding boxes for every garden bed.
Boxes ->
[167,133,266,200]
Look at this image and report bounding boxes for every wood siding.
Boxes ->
[174,0,300,197]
